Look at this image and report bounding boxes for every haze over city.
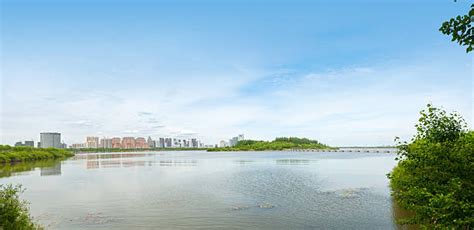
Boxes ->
[1,1,472,146]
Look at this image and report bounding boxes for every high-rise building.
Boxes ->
[86,136,99,148]
[100,138,112,148]
[122,137,136,149]
[40,132,62,148]
[191,138,198,148]
[165,138,172,148]
[135,137,148,149]
[111,137,122,148]
[147,136,155,148]
[158,138,165,148]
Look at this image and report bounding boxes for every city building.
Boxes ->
[40,132,62,148]
[191,138,198,148]
[86,136,99,148]
[15,140,35,147]
[147,136,155,148]
[158,138,165,148]
[135,137,148,149]
[229,137,238,147]
[100,138,112,148]
[111,137,122,148]
[122,137,136,149]
[219,140,228,147]
[25,140,34,147]
[229,134,245,147]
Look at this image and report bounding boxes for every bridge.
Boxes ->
[290,147,398,153]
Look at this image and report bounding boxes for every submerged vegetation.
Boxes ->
[0,145,73,164]
[388,105,473,228]
[0,184,43,230]
[208,137,331,151]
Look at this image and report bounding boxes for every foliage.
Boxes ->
[0,146,73,164]
[209,137,331,151]
[439,4,473,52]
[0,184,43,230]
[388,105,473,228]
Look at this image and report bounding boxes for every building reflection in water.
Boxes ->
[81,153,197,169]
[40,162,62,176]
[276,159,310,165]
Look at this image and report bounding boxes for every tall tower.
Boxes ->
[40,132,62,148]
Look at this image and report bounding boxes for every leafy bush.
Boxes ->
[0,184,43,230]
[388,105,473,228]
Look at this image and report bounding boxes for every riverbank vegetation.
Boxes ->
[388,105,473,228]
[0,184,43,229]
[0,145,73,164]
[208,137,331,151]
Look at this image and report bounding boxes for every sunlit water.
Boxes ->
[0,151,402,229]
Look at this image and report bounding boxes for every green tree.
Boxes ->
[0,184,43,230]
[389,105,473,228]
[439,4,474,52]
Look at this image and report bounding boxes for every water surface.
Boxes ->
[0,151,400,229]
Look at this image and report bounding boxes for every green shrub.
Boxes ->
[0,184,43,230]
[388,104,474,228]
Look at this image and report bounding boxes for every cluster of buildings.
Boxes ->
[219,134,245,147]
[15,132,67,148]
[14,132,246,150]
[71,136,205,149]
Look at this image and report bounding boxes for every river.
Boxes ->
[0,151,404,229]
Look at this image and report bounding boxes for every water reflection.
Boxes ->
[234,160,254,165]
[40,162,62,176]
[0,151,401,229]
[0,159,62,178]
[79,152,197,169]
[392,199,419,230]
[276,159,310,165]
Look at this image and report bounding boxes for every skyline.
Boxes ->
[1,1,473,146]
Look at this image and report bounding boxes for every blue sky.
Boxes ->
[1,0,472,146]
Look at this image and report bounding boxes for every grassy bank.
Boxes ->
[209,137,332,152]
[0,145,74,164]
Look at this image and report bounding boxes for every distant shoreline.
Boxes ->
[72,147,397,154]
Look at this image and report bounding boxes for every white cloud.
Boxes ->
[0,52,471,146]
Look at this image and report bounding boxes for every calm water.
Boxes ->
[0,151,402,229]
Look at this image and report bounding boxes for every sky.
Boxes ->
[1,0,472,146]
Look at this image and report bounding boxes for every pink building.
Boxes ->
[112,137,122,148]
[121,137,136,149]
[135,137,148,149]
